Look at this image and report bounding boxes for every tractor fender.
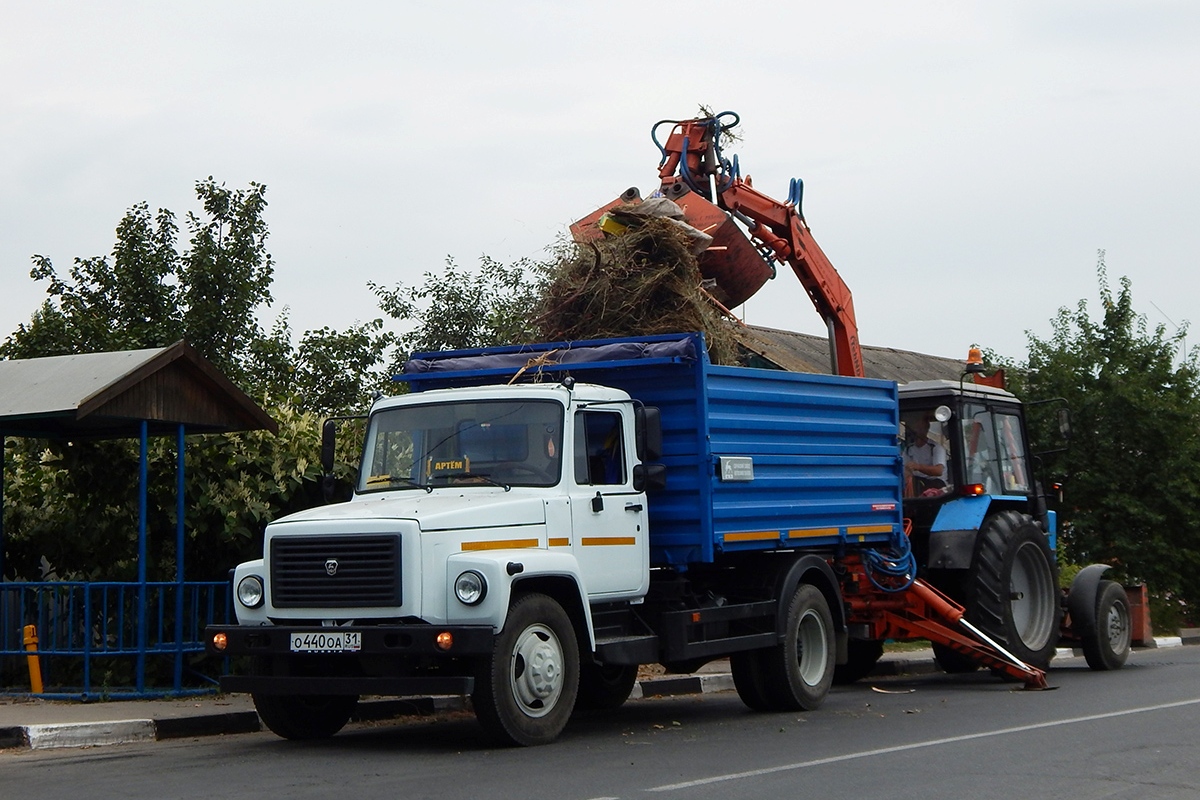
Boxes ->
[1066,563,1112,638]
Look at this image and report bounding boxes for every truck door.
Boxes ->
[569,409,648,597]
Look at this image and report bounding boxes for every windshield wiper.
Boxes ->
[436,473,511,492]
[364,475,432,492]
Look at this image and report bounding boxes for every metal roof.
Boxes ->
[0,341,277,439]
[736,325,966,384]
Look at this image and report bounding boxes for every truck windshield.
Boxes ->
[358,400,564,493]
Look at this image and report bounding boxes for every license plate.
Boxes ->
[290,631,362,653]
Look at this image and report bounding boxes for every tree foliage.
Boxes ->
[1017,253,1200,620]
[371,254,545,360]
[2,179,274,389]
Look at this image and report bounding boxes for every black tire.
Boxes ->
[931,642,981,674]
[253,693,358,740]
[472,592,579,746]
[758,584,836,711]
[1082,580,1131,671]
[730,650,773,711]
[965,511,1061,669]
[833,639,885,684]
[576,662,639,711]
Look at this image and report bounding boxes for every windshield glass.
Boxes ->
[962,402,1030,495]
[358,399,564,492]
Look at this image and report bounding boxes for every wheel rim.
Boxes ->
[796,608,829,686]
[509,623,564,718]
[1010,541,1055,650]
[1105,601,1132,654]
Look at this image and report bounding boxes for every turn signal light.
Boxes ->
[212,632,228,652]
[436,632,454,651]
[961,483,986,496]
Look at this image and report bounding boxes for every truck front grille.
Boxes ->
[270,534,401,608]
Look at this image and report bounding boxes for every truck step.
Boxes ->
[594,634,659,665]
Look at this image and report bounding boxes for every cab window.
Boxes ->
[574,410,625,486]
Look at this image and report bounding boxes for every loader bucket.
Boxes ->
[570,186,774,309]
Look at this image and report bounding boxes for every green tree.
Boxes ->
[371,254,545,361]
[1,179,271,390]
[1018,253,1200,622]
[252,313,396,416]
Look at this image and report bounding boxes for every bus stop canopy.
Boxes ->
[0,341,277,439]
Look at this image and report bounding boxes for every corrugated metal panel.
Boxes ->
[705,365,901,557]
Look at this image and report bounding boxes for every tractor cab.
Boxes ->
[898,380,1050,575]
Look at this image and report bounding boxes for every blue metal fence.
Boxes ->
[0,580,231,699]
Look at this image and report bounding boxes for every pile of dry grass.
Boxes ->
[535,216,740,365]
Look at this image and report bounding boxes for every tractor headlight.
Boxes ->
[454,570,487,606]
[237,575,265,608]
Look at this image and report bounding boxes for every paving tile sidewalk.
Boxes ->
[4,630,1196,751]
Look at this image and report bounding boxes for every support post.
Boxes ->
[174,423,186,692]
[136,420,148,693]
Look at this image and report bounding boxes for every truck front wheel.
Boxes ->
[473,592,579,746]
[253,694,358,740]
[759,584,835,711]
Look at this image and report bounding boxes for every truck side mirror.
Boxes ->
[321,418,337,475]
[635,406,663,462]
[632,463,667,493]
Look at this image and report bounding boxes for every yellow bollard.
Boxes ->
[23,624,44,694]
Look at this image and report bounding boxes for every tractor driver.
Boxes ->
[904,414,949,496]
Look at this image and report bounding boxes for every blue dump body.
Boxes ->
[403,332,904,568]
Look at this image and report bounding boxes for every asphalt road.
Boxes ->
[5,647,1199,800]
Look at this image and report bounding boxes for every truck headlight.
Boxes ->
[454,570,487,606]
[237,575,265,608]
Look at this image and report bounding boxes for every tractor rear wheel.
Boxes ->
[965,511,1061,669]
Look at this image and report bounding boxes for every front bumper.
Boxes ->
[205,623,495,697]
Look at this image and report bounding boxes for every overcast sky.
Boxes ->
[2,1,1197,364]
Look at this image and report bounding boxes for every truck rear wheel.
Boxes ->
[253,693,358,740]
[968,511,1061,669]
[576,662,639,711]
[759,584,835,710]
[472,592,579,746]
[1082,580,1132,671]
[833,639,884,684]
[730,650,773,711]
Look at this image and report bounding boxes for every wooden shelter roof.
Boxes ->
[0,341,277,439]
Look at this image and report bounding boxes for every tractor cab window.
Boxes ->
[962,403,1030,496]
[901,410,953,498]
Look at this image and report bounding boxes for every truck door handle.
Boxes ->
[624,504,643,512]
